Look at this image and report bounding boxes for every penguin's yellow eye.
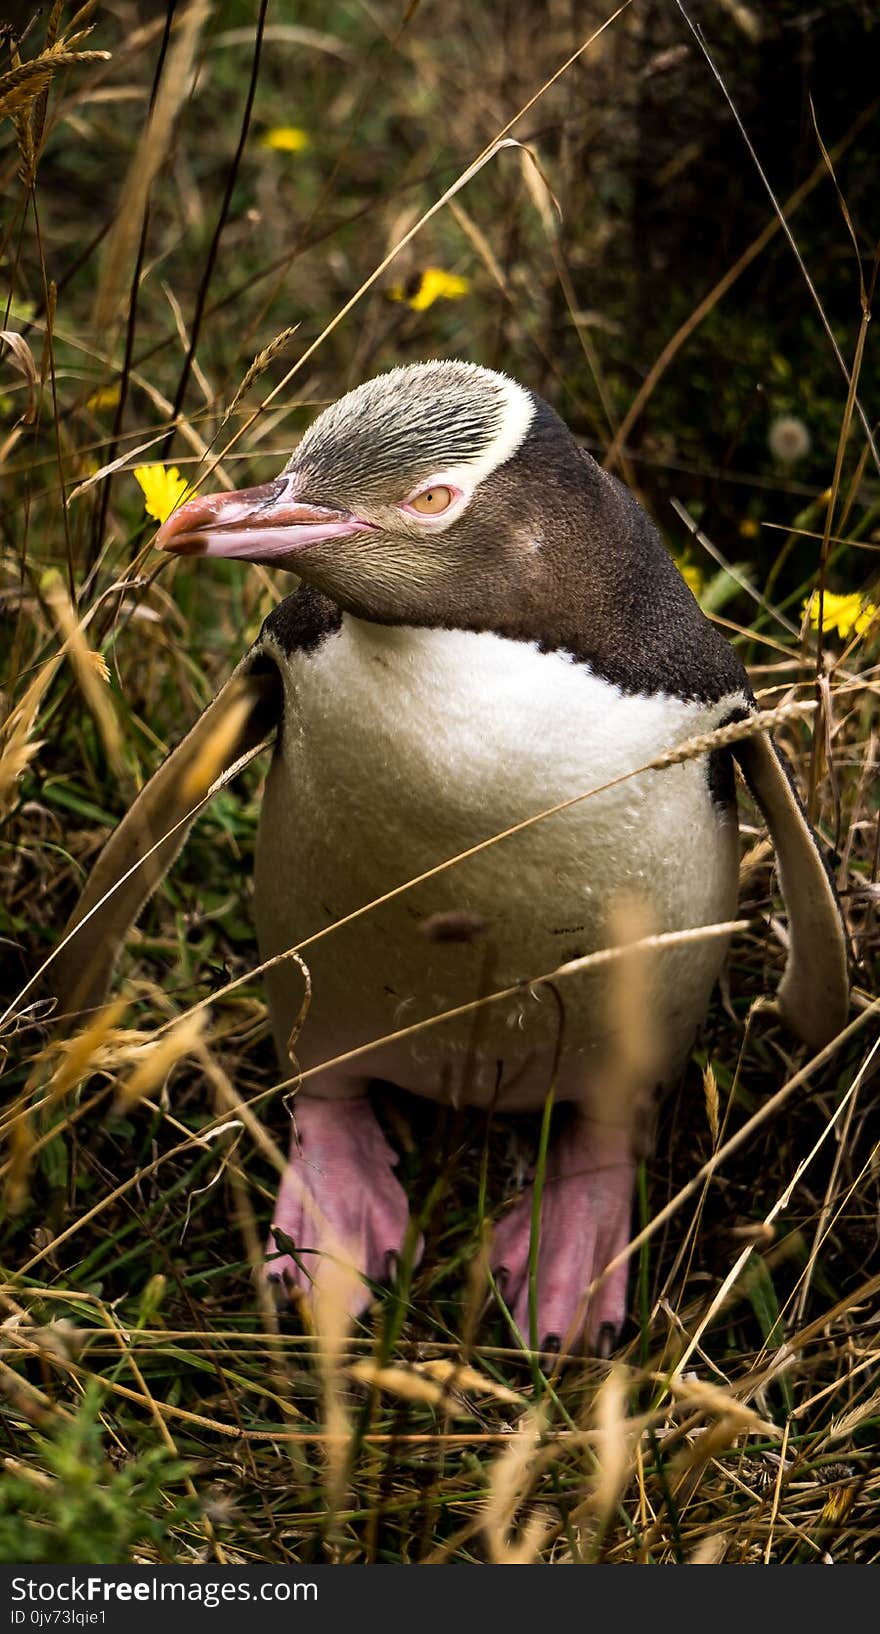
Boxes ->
[410,485,453,515]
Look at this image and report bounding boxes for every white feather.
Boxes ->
[255,618,748,1111]
[437,371,534,490]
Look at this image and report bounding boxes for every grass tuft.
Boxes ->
[1,0,878,1567]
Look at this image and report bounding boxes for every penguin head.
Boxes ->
[155,360,598,626]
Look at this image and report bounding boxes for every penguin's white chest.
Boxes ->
[255,618,744,1107]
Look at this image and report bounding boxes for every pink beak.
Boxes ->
[154,476,370,564]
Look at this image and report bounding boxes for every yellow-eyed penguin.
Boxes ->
[53,361,849,1353]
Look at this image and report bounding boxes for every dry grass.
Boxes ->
[1,0,878,1566]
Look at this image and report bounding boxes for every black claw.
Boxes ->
[596,1321,617,1359]
[266,1272,282,1286]
[495,1265,510,1294]
[543,1333,561,1354]
[384,1250,399,1280]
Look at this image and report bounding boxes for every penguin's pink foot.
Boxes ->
[491,1117,635,1355]
[265,1094,413,1320]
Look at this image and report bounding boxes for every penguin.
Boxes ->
[52,360,848,1353]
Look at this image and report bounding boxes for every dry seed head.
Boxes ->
[49,997,129,1103]
[116,1010,206,1110]
[666,1413,746,1492]
[26,1319,85,1362]
[588,1364,631,1525]
[419,1358,523,1406]
[348,1362,447,1407]
[0,641,63,821]
[668,1373,778,1436]
[688,1532,729,1564]
[703,1062,720,1144]
[0,34,109,185]
[825,1386,880,1444]
[222,326,300,425]
[0,61,53,118]
[0,719,46,820]
[768,415,811,465]
[43,572,125,780]
[483,1406,552,1565]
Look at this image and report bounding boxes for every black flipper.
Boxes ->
[734,731,849,1049]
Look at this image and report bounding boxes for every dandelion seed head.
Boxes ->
[768,414,811,464]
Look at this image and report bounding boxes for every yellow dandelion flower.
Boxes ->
[134,464,189,525]
[804,589,878,640]
[86,384,121,411]
[739,517,760,539]
[678,560,704,598]
[260,126,309,153]
[390,267,471,312]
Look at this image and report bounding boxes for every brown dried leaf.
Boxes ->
[1,330,38,423]
[348,1362,446,1407]
[417,1359,523,1405]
